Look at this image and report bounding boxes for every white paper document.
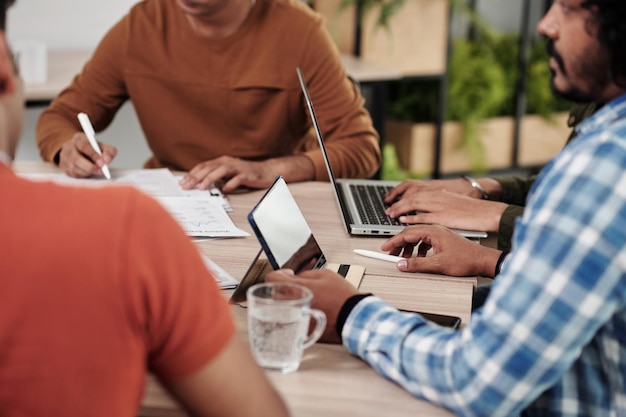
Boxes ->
[20,169,247,238]
[201,252,239,289]
[156,196,248,238]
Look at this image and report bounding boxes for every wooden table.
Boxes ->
[140,305,456,417]
[14,161,475,417]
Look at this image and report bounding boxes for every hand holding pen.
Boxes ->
[77,112,112,179]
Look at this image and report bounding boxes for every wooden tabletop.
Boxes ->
[14,161,474,417]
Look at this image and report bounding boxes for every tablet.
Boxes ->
[247,176,326,273]
[230,176,364,305]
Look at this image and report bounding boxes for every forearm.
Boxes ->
[340,290,577,417]
[268,154,316,183]
[493,175,537,206]
[37,18,128,164]
[475,177,504,201]
[341,296,521,416]
[303,133,380,180]
[36,108,81,163]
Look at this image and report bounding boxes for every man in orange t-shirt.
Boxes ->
[0,2,288,416]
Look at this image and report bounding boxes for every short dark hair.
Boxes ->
[583,0,626,86]
[0,0,15,31]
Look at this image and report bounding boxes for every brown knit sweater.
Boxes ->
[36,0,380,180]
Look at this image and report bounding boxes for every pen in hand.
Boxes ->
[77,112,111,179]
[353,249,403,263]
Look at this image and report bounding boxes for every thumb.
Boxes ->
[396,256,439,274]
[265,268,295,282]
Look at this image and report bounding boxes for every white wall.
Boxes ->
[10,0,151,168]
[7,0,138,50]
[18,104,151,169]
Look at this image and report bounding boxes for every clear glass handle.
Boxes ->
[302,308,326,349]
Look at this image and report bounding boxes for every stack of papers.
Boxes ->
[20,169,249,238]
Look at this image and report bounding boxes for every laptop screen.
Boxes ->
[296,67,342,192]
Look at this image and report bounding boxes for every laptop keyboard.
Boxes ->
[349,184,403,226]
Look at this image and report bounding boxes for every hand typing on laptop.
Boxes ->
[384,188,508,233]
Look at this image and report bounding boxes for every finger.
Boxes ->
[386,198,424,218]
[396,256,445,274]
[198,165,237,191]
[220,175,245,193]
[66,161,98,178]
[385,242,416,258]
[385,181,414,201]
[417,241,431,257]
[265,269,296,282]
[180,166,212,190]
[179,161,218,189]
[74,134,105,164]
[99,143,117,165]
[398,212,439,225]
[63,149,101,178]
[381,226,430,251]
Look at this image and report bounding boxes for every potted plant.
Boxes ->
[384,27,572,178]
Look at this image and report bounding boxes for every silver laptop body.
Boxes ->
[296,67,487,239]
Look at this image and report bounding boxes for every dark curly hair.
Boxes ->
[582,0,626,87]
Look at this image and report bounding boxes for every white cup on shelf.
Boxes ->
[13,40,48,84]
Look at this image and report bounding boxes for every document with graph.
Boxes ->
[20,168,248,238]
[155,195,248,238]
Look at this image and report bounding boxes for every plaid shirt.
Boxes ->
[342,94,626,417]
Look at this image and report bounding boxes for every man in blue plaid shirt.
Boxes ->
[267,1,626,415]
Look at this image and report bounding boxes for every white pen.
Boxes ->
[353,249,403,263]
[77,112,111,180]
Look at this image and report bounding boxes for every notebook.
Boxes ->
[229,176,364,304]
[296,67,487,239]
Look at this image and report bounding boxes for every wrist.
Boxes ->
[336,293,373,338]
[277,155,315,182]
[462,175,489,200]
[494,250,510,277]
[478,178,504,201]
[478,247,505,278]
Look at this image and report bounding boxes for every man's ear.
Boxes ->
[0,32,15,95]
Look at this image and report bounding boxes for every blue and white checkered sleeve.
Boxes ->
[342,129,626,416]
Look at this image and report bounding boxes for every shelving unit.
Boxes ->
[317,0,563,179]
[313,0,452,178]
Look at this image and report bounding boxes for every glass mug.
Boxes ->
[247,282,326,373]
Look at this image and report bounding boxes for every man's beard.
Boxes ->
[546,39,610,103]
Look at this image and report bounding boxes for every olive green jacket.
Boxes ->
[494,103,597,251]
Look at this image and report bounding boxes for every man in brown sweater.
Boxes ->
[36,0,380,193]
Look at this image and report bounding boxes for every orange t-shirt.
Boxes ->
[0,164,235,416]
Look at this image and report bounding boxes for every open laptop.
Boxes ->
[296,67,487,239]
